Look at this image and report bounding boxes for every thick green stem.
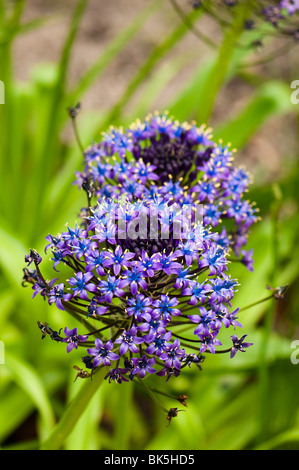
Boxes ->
[257,184,282,441]
[40,367,106,450]
[97,3,205,132]
[197,0,254,124]
[238,295,274,312]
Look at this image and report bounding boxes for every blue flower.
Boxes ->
[134,250,160,278]
[85,250,106,276]
[209,274,238,303]
[137,312,167,337]
[122,266,147,295]
[68,271,98,300]
[176,240,199,267]
[93,220,117,245]
[152,295,181,322]
[155,251,181,275]
[192,309,219,337]
[133,159,159,184]
[126,294,152,321]
[198,244,228,276]
[182,281,212,306]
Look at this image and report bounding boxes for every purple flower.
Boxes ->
[137,313,167,337]
[62,327,89,353]
[197,331,222,354]
[192,181,218,203]
[133,159,159,184]
[131,355,156,378]
[87,339,119,367]
[280,0,299,15]
[209,274,238,303]
[101,128,133,157]
[202,204,222,228]
[144,330,172,356]
[134,250,160,278]
[87,298,108,317]
[190,308,219,336]
[115,326,144,355]
[230,335,253,358]
[32,277,56,299]
[105,368,130,384]
[155,251,182,275]
[48,283,73,310]
[240,249,254,272]
[156,366,181,382]
[93,220,117,245]
[182,281,212,306]
[176,240,199,267]
[71,237,97,261]
[210,304,242,330]
[102,245,135,276]
[263,5,284,26]
[159,338,185,369]
[99,275,126,303]
[25,249,42,267]
[126,294,152,321]
[172,267,193,289]
[85,250,106,276]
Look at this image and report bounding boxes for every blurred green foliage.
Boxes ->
[0,0,299,450]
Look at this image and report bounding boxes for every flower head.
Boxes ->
[24,113,257,383]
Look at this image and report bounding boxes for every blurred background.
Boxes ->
[0,0,299,450]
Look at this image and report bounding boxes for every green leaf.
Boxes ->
[4,352,56,440]
[213,81,294,149]
[0,224,28,290]
[69,0,162,103]
[195,0,256,125]
[201,329,292,374]
[40,367,107,450]
[255,429,299,450]
[96,5,204,132]
[166,59,216,122]
[0,385,35,444]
